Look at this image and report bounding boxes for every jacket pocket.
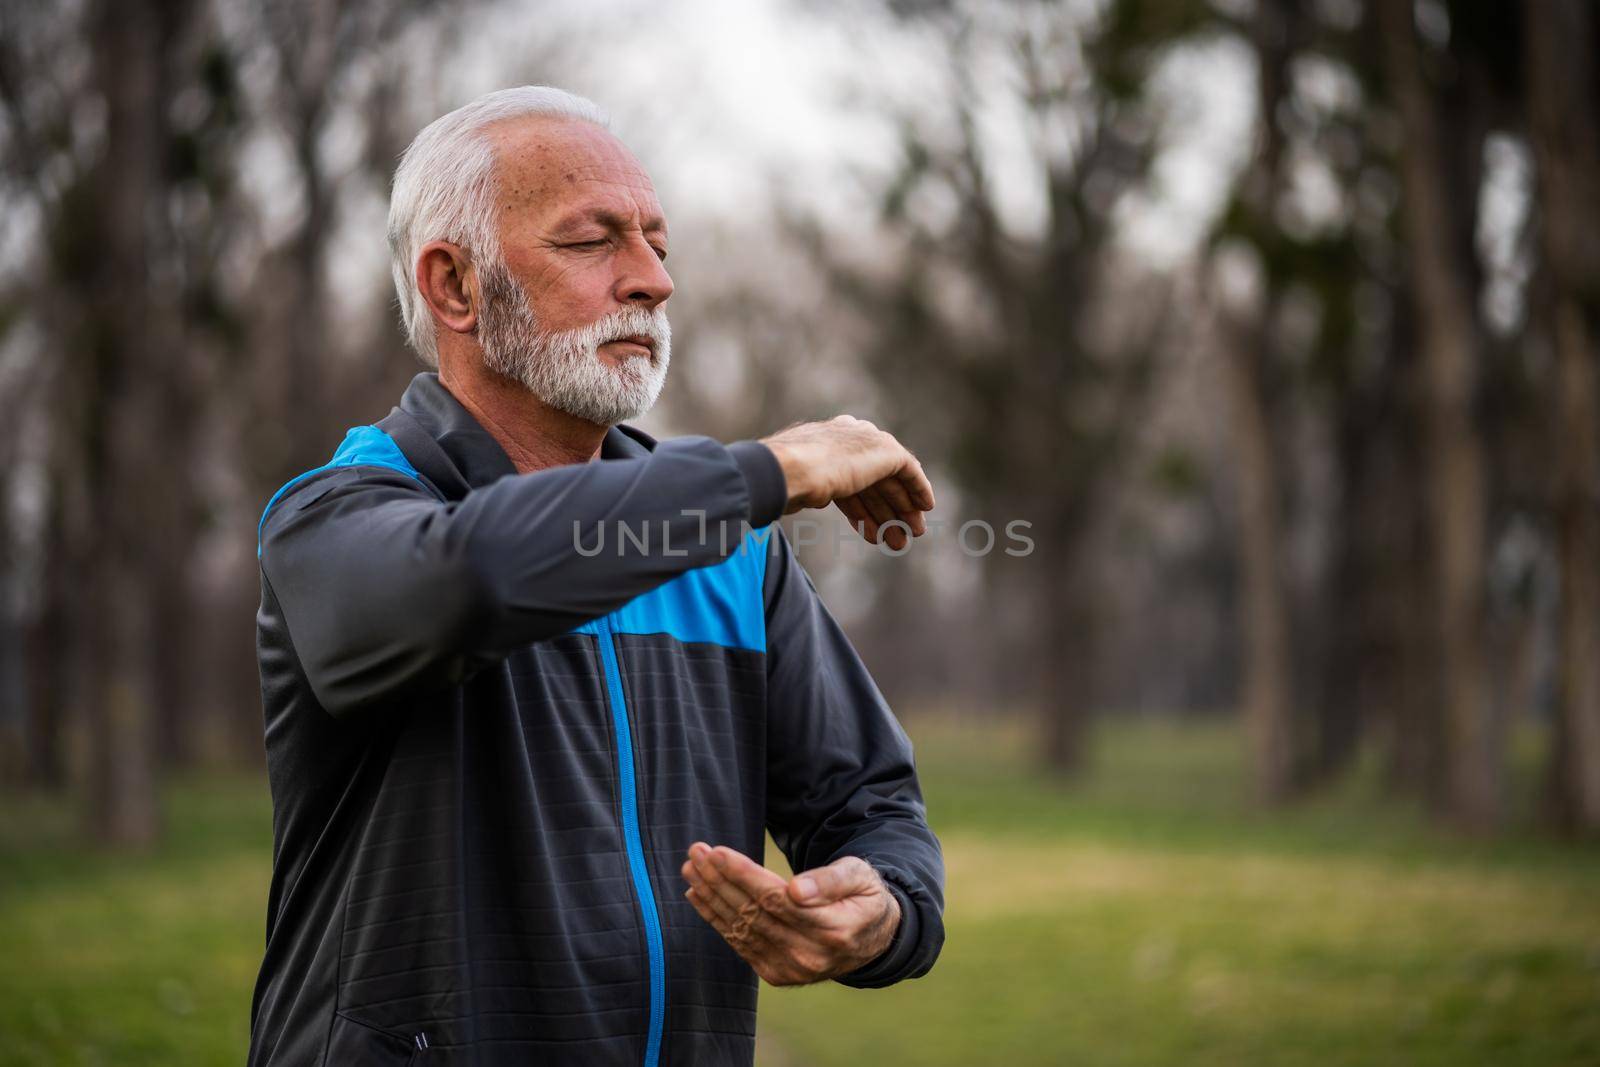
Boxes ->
[325,1011,429,1065]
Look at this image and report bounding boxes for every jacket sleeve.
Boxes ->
[761,526,946,988]
[258,435,786,718]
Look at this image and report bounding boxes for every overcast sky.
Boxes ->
[444,0,1258,266]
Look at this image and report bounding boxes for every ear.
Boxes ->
[414,240,479,336]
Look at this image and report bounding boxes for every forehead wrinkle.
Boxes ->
[502,165,658,209]
[561,160,653,183]
[553,171,662,217]
[553,204,668,235]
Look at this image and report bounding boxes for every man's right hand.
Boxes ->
[760,416,936,551]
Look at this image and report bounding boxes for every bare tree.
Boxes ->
[1377,0,1498,828]
[1218,0,1300,803]
[79,0,174,846]
[796,2,1165,772]
[1524,0,1600,831]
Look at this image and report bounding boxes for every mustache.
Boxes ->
[572,306,671,357]
[478,260,670,351]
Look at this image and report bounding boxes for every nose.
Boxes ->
[613,232,673,310]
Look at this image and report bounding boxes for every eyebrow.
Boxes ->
[553,207,667,236]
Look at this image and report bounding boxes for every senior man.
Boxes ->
[248,86,945,1066]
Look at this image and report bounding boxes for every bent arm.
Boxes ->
[761,527,946,988]
[259,434,784,717]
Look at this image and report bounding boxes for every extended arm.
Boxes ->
[259,434,782,717]
[261,412,935,722]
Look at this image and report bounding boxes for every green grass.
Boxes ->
[3,718,1599,1066]
[0,779,272,1065]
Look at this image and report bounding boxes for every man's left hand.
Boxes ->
[680,843,901,987]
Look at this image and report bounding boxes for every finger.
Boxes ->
[834,495,872,541]
[689,846,778,919]
[710,846,789,895]
[680,856,714,898]
[682,864,778,948]
[788,856,880,907]
[684,884,737,935]
[859,486,916,551]
[870,474,926,538]
[684,842,718,889]
[685,879,748,935]
[681,845,709,886]
[855,486,896,546]
[868,506,914,552]
[687,874,805,965]
[896,452,936,512]
[688,847,751,916]
[701,848,816,946]
[682,854,738,931]
[686,844,752,919]
[837,493,879,544]
[706,847,789,908]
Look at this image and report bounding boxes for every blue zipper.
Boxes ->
[594,614,666,1067]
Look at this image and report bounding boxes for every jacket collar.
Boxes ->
[394,372,656,493]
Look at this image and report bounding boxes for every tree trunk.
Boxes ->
[1227,0,1297,803]
[86,566,161,847]
[83,0,163,848]
[23,501,71,790]
[146,359,199,771]
[1378,0,1498,828]
[1221,312,1295,801]
[1380,378,1449,805]
[150,547,195,770]
[1039,550,1096,776]
[1525,0,1600,831]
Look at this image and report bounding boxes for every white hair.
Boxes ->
[387,86,610,366]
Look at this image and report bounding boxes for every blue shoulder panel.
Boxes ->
[575,525,774,652]
[256,425,422,558]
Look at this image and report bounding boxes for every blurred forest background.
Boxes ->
[2,0,1600,1064]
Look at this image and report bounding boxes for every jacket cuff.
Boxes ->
[833,873,920,989]
[727,440,787,528]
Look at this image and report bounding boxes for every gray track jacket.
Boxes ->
[247,372,945,1066]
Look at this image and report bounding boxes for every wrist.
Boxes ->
[758,437,794,482]
[874,883,903,957]
[834,874,919,989]
[852,876,903,970]
[727,439,788,527]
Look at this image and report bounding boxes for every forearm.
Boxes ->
[456,435,783,646]
[770,775,945,988]
[762,527,946,986]
[261,435,784,716]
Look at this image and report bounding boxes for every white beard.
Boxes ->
[476,258,671,427]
